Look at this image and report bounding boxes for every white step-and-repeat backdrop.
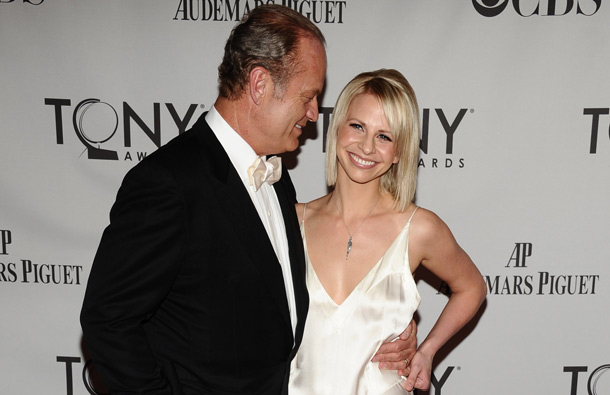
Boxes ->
[1,1,608,394]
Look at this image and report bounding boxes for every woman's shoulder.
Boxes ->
[296,195,330,223]
[409,206,453,240]
[409,205,439,222]
[408,206,461,259]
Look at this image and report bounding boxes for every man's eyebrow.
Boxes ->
[306,89,322,97]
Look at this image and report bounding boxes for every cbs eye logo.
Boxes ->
[472,0,601,17]
[0,0,45,4]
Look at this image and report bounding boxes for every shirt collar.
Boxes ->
[206,106,260,183]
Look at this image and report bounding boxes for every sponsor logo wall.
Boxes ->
[1,1,608,393]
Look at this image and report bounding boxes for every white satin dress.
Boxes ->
[289,207,420,395]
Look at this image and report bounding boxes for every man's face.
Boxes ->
[256,37,327,156]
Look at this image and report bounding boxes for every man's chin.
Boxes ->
[283,139,301,153]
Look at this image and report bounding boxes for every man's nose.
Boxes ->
[306,97,319,122]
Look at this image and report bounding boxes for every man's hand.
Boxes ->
[371,320,417,372]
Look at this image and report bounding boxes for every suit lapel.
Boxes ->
[193,116,292,332]
[273,168,309,353]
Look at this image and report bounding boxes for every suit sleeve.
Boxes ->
[80,160,187,394]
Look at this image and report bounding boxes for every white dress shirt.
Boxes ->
[206,107,297,337]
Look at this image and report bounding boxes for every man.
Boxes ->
[81,5,417,394]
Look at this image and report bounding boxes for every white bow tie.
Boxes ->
[248,156,282,191]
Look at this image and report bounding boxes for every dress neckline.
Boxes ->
[301,206,418,307]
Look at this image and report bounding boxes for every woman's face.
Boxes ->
[335,93,399,185]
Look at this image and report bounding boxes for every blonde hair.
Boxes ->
[325,69,420,211]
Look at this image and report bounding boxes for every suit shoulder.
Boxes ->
[130,116,214,175]
[147,129,199,165]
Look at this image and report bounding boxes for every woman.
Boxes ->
[289,69,487,394]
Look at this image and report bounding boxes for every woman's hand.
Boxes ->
[403,348,433,392]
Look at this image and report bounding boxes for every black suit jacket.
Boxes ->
[81,114,308,395]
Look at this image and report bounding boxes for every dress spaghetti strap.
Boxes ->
[407,206,418,225]
[301,203,308,227]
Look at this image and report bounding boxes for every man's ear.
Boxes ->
[249,66,270,105]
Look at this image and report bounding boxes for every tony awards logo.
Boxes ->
[584,108,610,154]
[45,98,202,161]
[565,364,610,395]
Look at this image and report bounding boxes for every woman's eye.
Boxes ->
[378,134,392,142]
[350,123,363,131]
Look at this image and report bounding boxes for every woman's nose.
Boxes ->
[359,134,375,154]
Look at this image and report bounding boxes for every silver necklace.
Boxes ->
[333,194,380,260]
